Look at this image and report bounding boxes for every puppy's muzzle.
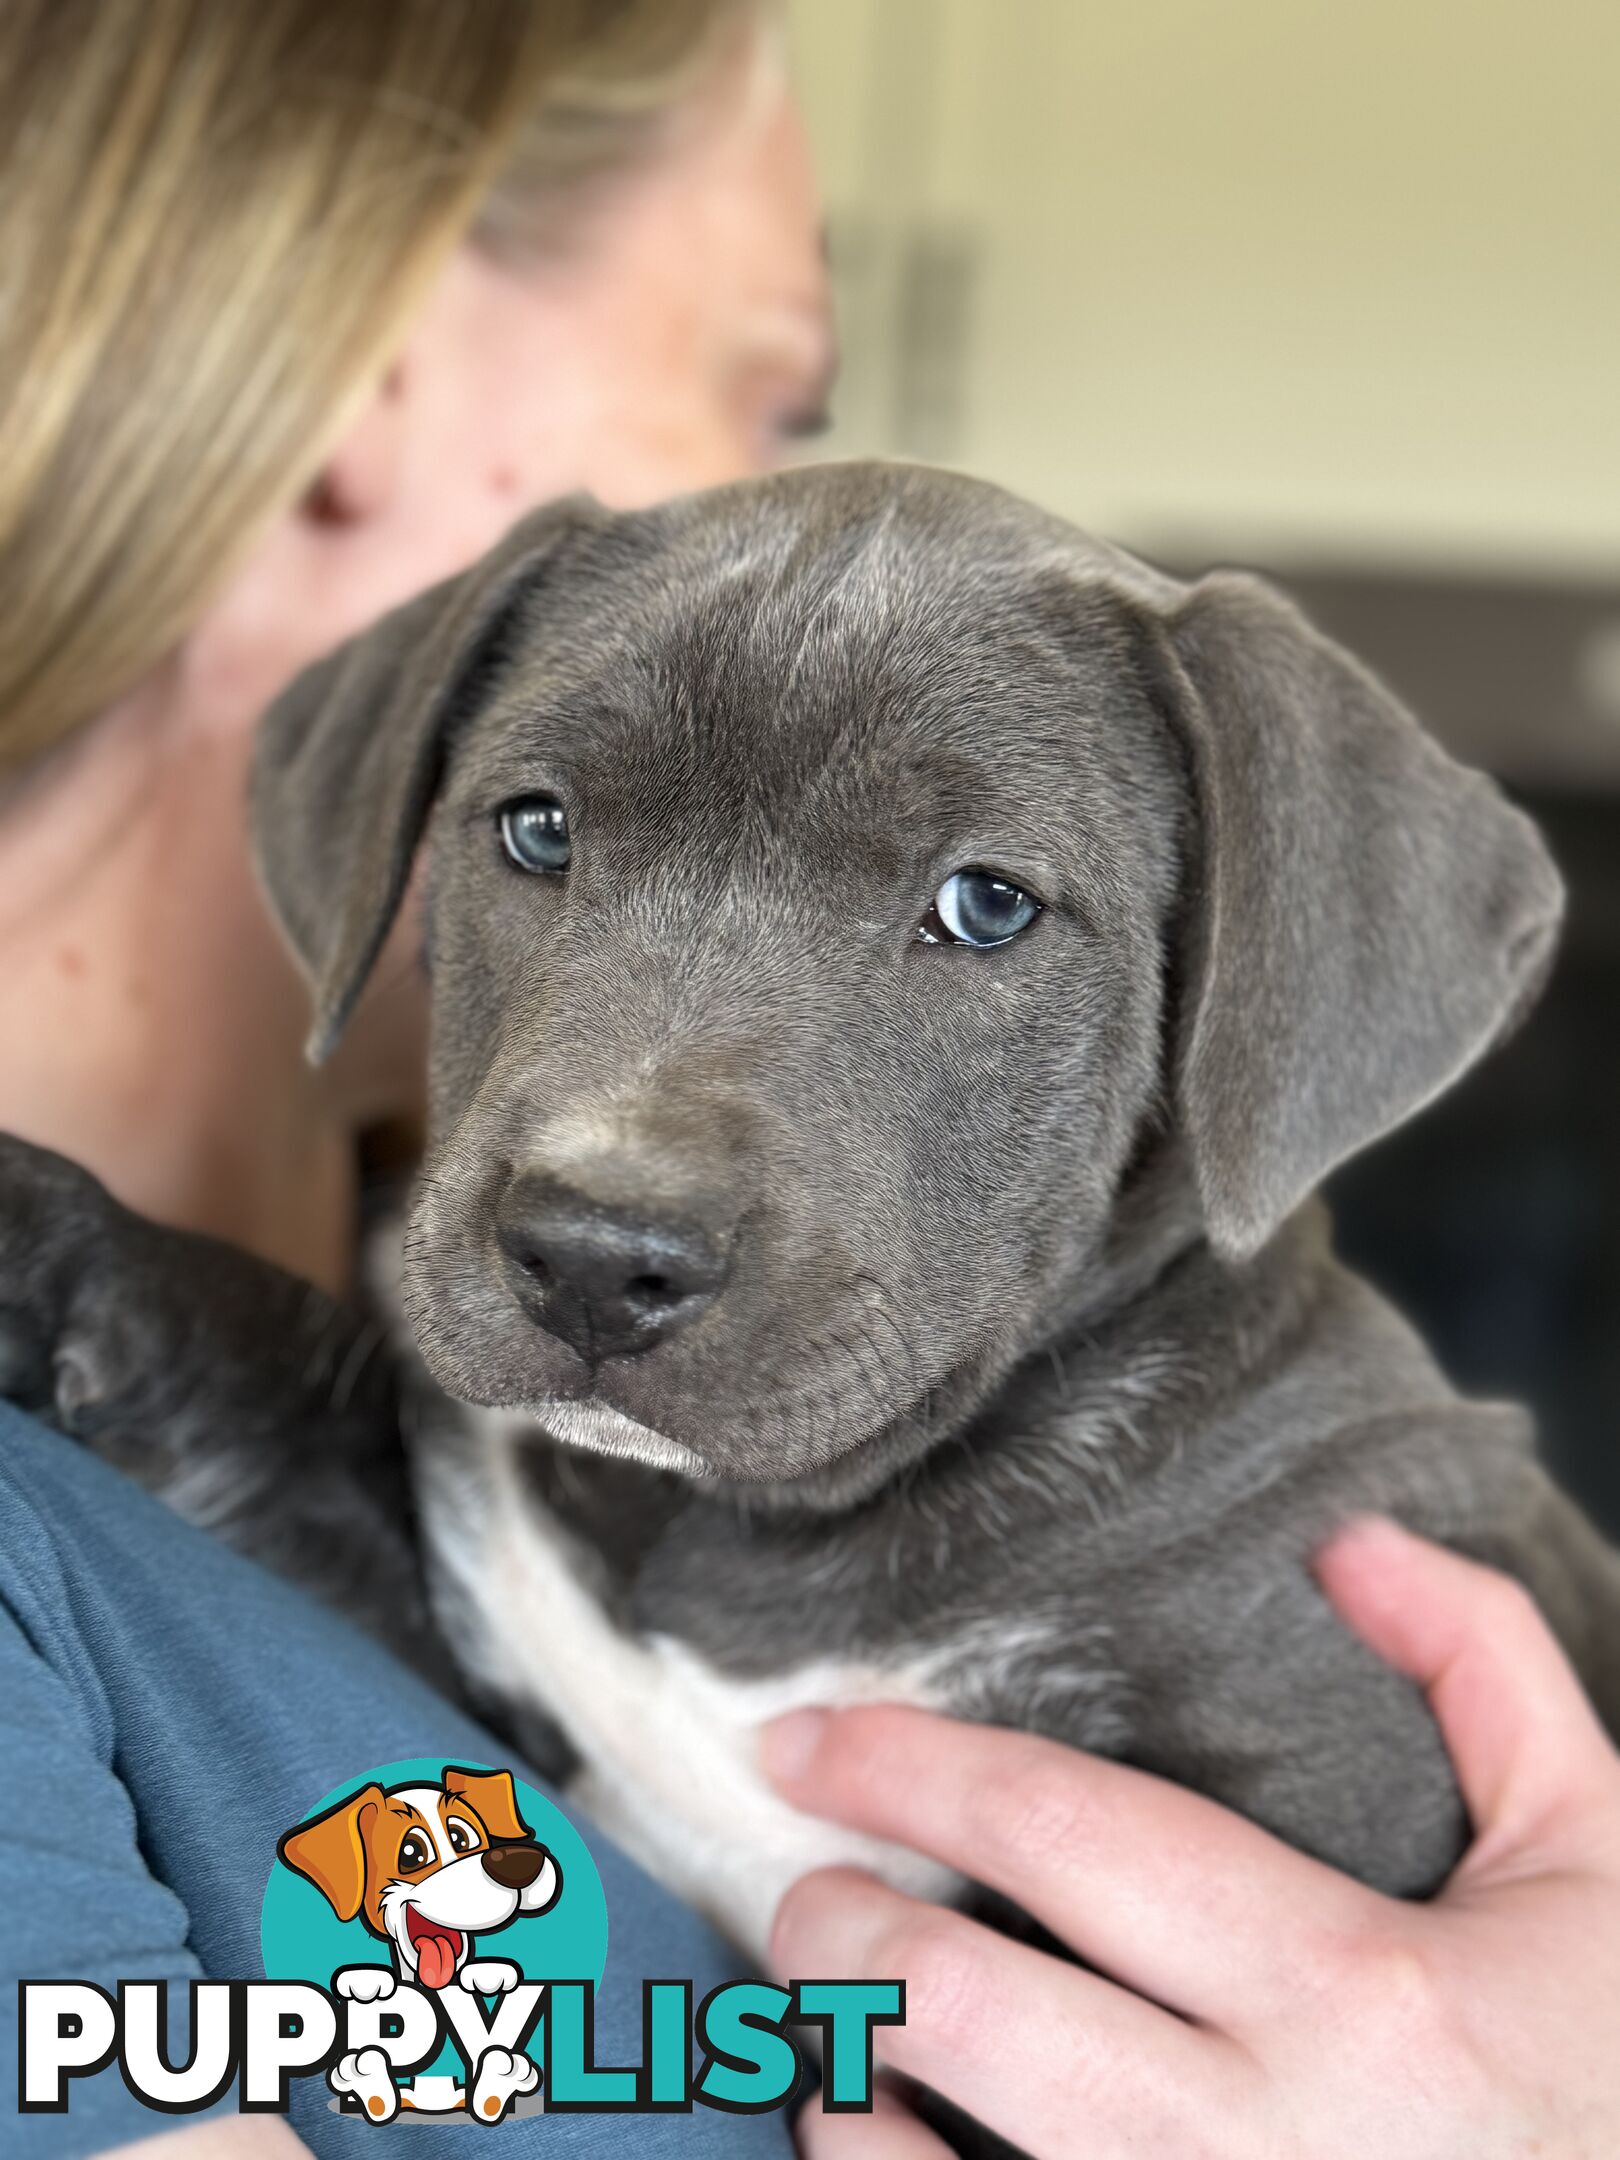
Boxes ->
[496,1169,730,1362]
[480,1841,551,1891]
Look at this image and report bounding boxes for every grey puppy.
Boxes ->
[4,462,1619,1982]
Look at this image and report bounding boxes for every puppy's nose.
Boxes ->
[496,1171,729,1361]
[481,1842,547,1890]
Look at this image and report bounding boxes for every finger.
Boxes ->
[1317,1517,1620,1856]
[759,1702,1372,2020]
[797,2080,955,2160]
[772,1867,1252,2160]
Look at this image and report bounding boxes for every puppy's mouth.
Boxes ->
[404,1905,465,1990]
[529,1397,712,1478]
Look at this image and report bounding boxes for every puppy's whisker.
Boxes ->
[842,1317,891,1423]
[328,1320,382,1417]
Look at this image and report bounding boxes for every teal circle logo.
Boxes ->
[261,1757,606,2121]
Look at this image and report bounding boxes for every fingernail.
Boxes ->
[1315,1514,1418,1575]
[758,1708,829,1788]
[1326,1514,1413,1553]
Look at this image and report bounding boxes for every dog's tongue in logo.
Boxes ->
[406,1908,464,1991]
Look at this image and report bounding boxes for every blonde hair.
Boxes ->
[0,0,747,774]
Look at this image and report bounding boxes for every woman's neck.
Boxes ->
[0,683,363,1294]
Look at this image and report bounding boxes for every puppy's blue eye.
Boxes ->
[499,795,570,874]
[920,868,1042,950]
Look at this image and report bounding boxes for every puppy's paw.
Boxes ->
[469,2046,539,2122]
[0,1139,95,1403]
[460,1959,521,1995]
[0,1305,52,1414]
[335,1965,397,2004]
[0,1135,145,1433]
[330,2046,399,2120]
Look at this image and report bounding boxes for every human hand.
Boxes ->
[764,1519,1620,2158]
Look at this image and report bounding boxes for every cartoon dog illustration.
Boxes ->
[278,1765,560,2120]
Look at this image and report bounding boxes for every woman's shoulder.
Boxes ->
[0,1407,794,2158]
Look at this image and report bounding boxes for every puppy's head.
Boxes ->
[277,1767,559,1987]
[252,463,1560,1494]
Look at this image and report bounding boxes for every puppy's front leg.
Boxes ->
[0,1132,431,1654]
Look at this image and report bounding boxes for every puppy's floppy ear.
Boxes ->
[250,496,597,1062]
[1146,569,1562,1262]
[443,1765,531,1845]
[277,1783,384,1924]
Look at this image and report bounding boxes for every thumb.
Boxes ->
[1316,1517,1618,1861]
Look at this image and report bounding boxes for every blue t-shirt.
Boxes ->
[0,1406,794,2159]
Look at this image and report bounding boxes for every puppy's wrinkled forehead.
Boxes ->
[446,469,1165,902]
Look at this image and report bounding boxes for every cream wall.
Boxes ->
[787,0,1620,576]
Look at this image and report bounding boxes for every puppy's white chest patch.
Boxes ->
[420,1414,960,1961]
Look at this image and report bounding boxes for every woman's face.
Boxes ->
[185,49,834,735]
[0,38,832,1285]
